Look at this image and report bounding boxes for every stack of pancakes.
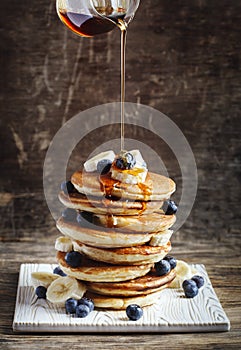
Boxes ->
[56,167,177,309]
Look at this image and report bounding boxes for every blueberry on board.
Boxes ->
[61,181,75,195]
[35,286,47,299]
[191,275,205,289]
[126,304,143,321]
[163,200,178,215]
[75,304,90,318]
[53,266,67,277]
[182,279,199,298]
[115,152,136,170]
[61,208,77,222]
[78,297,94,312]
[163,255,177,269]
[155,259,171,276]
[97,159,112,174]
[65,251,82,268]
[65,298,78,314]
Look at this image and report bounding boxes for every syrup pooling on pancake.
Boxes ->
[71,150,175,204]
[71,170,175,202]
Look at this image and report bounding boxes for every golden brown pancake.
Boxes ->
[86,269,176,296]
[56,217,172,248]
[93,210,176,232]
[71,170,176,201]
[57,251,152,282]
[73,241,172,265]
[58,191,163,215]
[84,289,164,309]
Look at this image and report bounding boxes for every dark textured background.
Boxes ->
[1,0,241,347]
[1,0,240,245]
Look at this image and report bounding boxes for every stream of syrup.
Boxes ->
[118,20,127,151]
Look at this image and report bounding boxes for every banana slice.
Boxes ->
[46,276,78,303]
[169,260,193,288]
[111,166,148,184]
[55,236,73,252]
[72,281,87,299]
[84,150,115,172]
[149,230,173,246]
[31,272,60,288]
[129,150,147,168]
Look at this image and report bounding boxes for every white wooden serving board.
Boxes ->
[13,263,230,333]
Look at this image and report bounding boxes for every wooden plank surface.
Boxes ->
[0,0,241,348]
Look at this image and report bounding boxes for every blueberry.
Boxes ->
[155,259,171,276]
[163,200,178,215]
[78,297,94,312]
[115,152,136,170]
[53,266,67,277]
[182,279,199,298]
[61,208,77,222]
[61,181,75,195]
[75,304,90,318]
[191,275,205,289]
[65,251,82,268]
[35,286,47,299]
[97,159,112,174]
[126,304,143,321]
[77,211,93,225]
[65,298,78,314]
[163,255,177,269]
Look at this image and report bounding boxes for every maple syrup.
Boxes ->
[58,10,125,37]
[99,172,119,199]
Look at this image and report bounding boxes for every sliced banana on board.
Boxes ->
[55,236,73,252]
[31,272,60,288]
[46,276,78,303]
[169,260,193,289]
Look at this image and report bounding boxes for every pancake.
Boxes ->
[58,191,163,215]
[85,289,164,309]
[93,210,176,232]
[71,171,175,201]
[57,251,152,282]
[56,217,172,248]
[73,241,172,265]
[86,269,176,296]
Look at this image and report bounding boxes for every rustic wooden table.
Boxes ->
[1,0,241,348]
[1,241,240,349]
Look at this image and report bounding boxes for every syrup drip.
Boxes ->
[98,170,153,216]
[99,172,120,199]
[106,214,115,228]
